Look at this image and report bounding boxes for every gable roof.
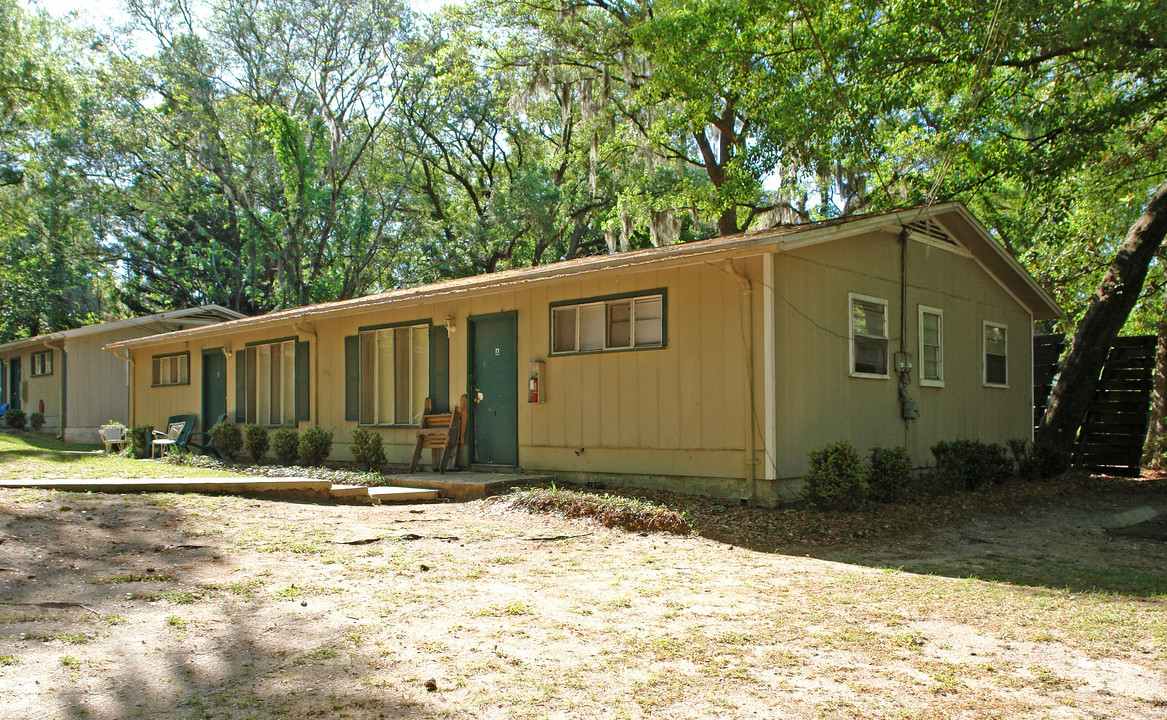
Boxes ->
[0,305,246,354]
[105,202,1060,351]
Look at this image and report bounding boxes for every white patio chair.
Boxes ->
[99,425,126,454]
[151,421,185,459]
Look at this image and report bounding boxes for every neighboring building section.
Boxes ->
[107,203,1060,504]
[0,306,246,443]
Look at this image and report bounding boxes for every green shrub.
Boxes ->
[932,439,1012,491]
[350,427,386,472]
[803,440,868,510]
[298,426,333,466]
[272,428,300,465]
[867,445,915,503]
[210,420,243,462]
[4,408,27,430]
[243,424,270,464]
[128,425,154,458]
[1009,438,1072,481]
[29,411,44,432]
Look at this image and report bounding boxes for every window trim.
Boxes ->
[548,288,668,356]
[30,350,53,377]
[151,352,190,387]
[244,335,298,348]
[983,320,1009,388]
[357,319,432,428]
[848,292,890,379]
[918,305,944,388]
[242,339,299,427]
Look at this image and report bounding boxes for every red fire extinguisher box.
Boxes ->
[526,362,546,404]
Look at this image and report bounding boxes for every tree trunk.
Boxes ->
[1038,179,1167,454]
[1147,311,1167,451]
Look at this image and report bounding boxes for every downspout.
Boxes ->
[45,338,66,440]
[723,260,757,503]
[294,321,318,426]
[114,348,135,427]
[897,228,916,442]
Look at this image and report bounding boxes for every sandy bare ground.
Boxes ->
[0,484,1164,720]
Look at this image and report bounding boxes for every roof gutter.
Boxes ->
[113,348,135,427]
[103,218,903,352]
[721,260,758,504]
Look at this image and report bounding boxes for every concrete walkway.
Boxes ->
[0,476,435,503]
[0,470,555,503]
[387,471,554,499]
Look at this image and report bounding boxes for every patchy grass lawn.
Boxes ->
[0,473,1163,719]
[0,431,242,480]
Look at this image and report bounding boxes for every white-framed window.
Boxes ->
[245,340,296,426]
[983,321,1008,387]
[551,293,664,354]
[918,306,943,387]
[30,350,52,377]
[151,352,189,386]
[359,324,429,426]
[849,293,889,378]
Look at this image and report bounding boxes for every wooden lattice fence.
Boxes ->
[1033,334,1157,476]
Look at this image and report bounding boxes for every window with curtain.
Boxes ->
[358,324,429,426]
[551,293,665,354]
[245,340,297,426]
[151,353,188,386]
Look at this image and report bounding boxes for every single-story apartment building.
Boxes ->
[106,203,1060,504]
[0,306,245,442]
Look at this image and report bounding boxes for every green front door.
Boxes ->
[469,312,518,466]
[8,357,20,410]
[202,350,228,432]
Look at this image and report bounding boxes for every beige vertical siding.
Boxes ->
[20,344,61,431]
[65,330,137,442]
[768,230,1034,480]
[125,229,1038,501]
[128,261,752,479]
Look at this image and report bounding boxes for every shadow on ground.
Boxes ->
[559,472,1167,600]
[0,490,458,719]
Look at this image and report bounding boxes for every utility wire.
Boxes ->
[915,0,1018,221]
[794,0,892,209]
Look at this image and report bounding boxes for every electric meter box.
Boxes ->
[526,362,546,404]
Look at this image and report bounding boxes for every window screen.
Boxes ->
[984,323,1007,386]
[851,296,888,376]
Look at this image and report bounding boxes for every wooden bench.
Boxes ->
[408,395,467,473]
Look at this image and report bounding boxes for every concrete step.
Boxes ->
[0,477,439,504]
[387,471,554,500]
[0,477,332,498]
[329,484,440,502]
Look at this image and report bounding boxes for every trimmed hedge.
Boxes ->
[867,445,915,503]
[272,429,299,465]
[932,439,1012,491]
[210,420,243,462]
[4,408,27,430]
[298,426,333,466]
[129,425,154,458]
[803,440,868,510]
[350,427,386,471]
[243,424,270,464]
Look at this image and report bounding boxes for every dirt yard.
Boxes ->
[0,475,1164,719]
